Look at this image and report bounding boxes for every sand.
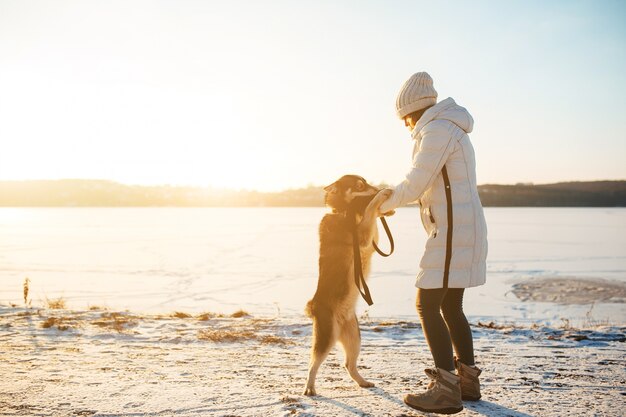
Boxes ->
[1,306,625,417]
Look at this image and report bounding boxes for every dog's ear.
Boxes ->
[323,182,337,192]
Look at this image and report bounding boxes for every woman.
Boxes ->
[378,72,487,415]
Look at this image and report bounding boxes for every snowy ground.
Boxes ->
[1,306,624,417]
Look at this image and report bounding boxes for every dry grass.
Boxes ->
[250,318,274,324]
[23,277,30,306]
[476,321,510,330]
[171,311,192,319]
[259,334,293,346]
[64,347,81,353]
[280,396,300,404]
[41,316,75,331]
[45,297,67,310]
[374,320,420,329]
[197,312,212,321]
[88,305,107,311]
[582,303,611,328]
[197,328,292,345]
[197,312,225,321]
[91,312,138,333]
[359,310,371,323]
[197,329,257,342]
[230,309,250,318]
[558,318,573,331]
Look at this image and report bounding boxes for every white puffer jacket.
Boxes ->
[380,98,487,289]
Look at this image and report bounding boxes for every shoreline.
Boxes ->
[5,275,625,329]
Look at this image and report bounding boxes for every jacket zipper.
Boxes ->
[442,165,453,289]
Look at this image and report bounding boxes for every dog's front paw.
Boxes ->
[376,189,392,201]
[367,189,392,213]
[303,386,317,396]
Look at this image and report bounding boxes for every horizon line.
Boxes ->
[1,177,625,194]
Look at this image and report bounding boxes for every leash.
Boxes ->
[352,215,395,306]
[373,217,394,257]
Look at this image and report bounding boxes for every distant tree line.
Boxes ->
[477,182,626,207]
[0,179,624,207]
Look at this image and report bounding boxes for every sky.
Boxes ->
[0,0,625,191]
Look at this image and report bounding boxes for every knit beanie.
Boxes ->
[395,72,438,119]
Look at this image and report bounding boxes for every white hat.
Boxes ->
[395,72,438,119]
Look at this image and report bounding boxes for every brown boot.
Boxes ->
[403,368,463,415]
[455,357,482,401]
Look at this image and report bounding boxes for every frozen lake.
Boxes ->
[1,207,625,325]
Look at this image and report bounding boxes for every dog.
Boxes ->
[303,175,391,396]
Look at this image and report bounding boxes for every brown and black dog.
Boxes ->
[303,175,391,396]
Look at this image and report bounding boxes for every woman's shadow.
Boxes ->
[369,387,534,417]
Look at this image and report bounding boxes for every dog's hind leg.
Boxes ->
[338,315,374,388]
[304,310,336,396]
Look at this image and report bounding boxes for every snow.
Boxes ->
[1,306,624,416]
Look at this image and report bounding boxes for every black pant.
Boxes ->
[416,288,475,372]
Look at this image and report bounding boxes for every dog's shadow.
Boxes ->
[368,386,407,408]
[311,387,406,416]
[312,395,372,416]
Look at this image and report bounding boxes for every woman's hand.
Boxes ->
[377,189,395,217]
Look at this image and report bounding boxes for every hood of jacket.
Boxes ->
[412,97,474,138]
